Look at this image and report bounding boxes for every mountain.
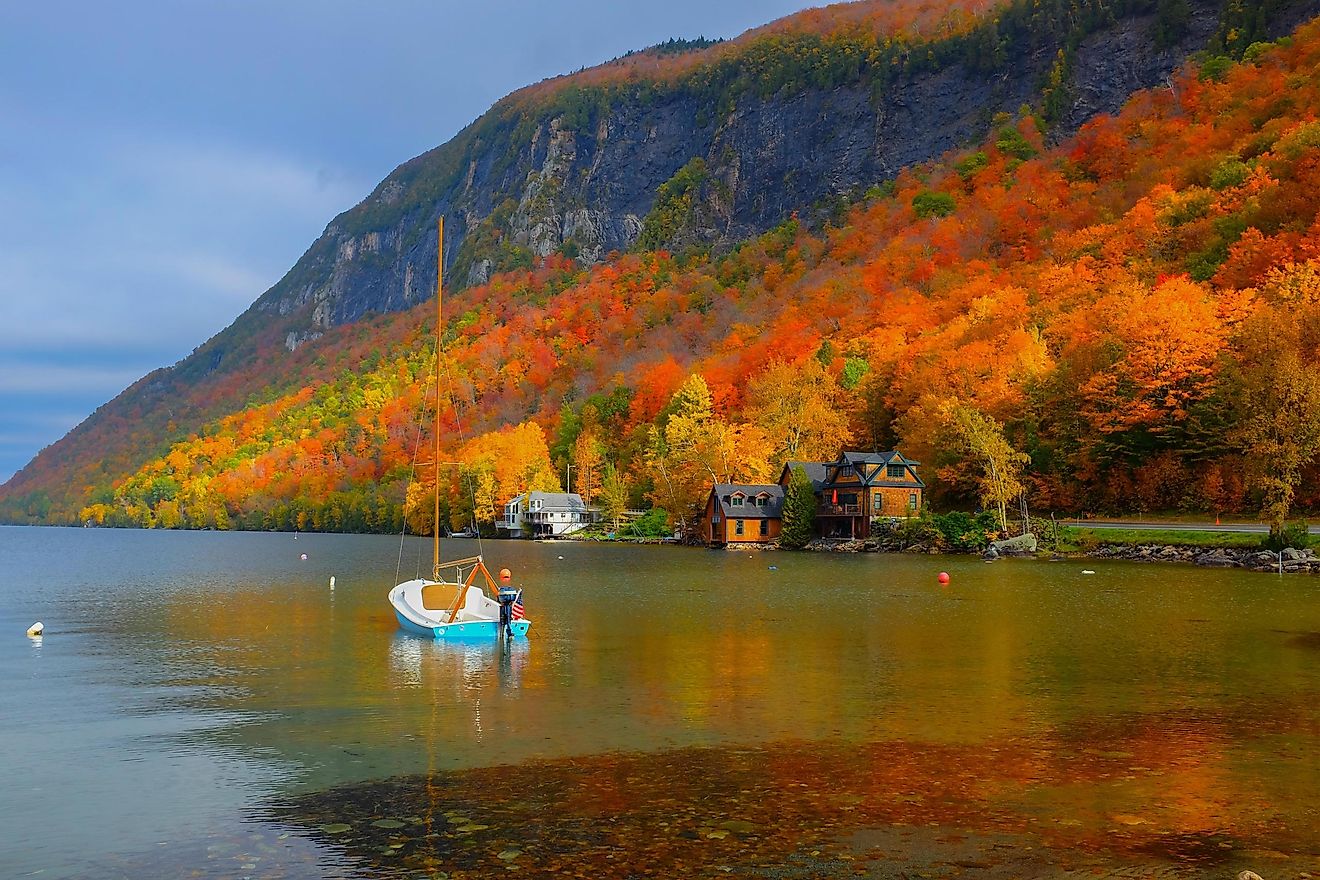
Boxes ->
[4,0,1319,528]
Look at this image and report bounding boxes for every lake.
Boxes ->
[1,525,1316,878]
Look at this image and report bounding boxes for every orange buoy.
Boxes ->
[499,568,512,582]
[937,571,950,585]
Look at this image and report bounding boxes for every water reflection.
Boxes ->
[387,636,530,691]
[2,528,1318,880]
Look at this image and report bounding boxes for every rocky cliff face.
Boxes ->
[246,0,1317,352]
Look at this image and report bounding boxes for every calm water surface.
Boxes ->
[1,525,1316,878]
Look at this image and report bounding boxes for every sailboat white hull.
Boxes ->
[388,578,531,639]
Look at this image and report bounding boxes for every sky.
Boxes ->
[0,0,817,485]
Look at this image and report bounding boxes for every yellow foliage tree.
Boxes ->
[744,358,853,469]
[455,421,559,524]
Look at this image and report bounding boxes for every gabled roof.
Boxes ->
[839,451,893,465]
[838,450,923,467]
[780,460,828,491]
[710,483,785,519]
[824,450,925,489]
[526,491,589,511]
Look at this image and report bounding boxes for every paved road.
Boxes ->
[1064,519,1320,534]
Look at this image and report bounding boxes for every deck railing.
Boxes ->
[820,503,862,516]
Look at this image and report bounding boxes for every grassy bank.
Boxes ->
[1059,526,1317,551]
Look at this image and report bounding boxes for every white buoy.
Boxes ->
[558,555,564,560]
[27,622,43,637]
[300,553,308,561]
[329,576,336,590]
[1082,570,1096,575]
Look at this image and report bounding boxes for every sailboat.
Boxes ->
[388,217,532,640]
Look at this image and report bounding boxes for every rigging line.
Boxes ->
[396,368,434,586]
[440,350,488,556]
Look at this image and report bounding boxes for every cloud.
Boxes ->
[107,135,366,220]
[0,127,369,351]
[0,363,147,396]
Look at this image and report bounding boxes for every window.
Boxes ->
[873,495,883,511]
[735,519,744,535]
[909,493,918,510]
[755,495,768,507]
[887,463,906,479]
[731,495,744,507]
[759,519,769,536]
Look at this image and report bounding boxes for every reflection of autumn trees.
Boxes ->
[65,26,1320,529]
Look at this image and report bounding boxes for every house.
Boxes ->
[779,450,924,540]
[702,484,785,545]
[498,491,596,538]
[695,450,923,547]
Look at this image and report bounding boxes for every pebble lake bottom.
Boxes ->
[1,526,1316,878]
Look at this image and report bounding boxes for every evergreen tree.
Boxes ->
[1154,0,1191,48]
[779,465,818,550]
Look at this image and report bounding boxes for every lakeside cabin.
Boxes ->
[499,491,596,539]
[700,450,924,546]
[783,450,925,540]
[702,484,785,546]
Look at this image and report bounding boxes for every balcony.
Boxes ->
[819,503,862,516]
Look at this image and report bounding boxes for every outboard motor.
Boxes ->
[498,569,518,636]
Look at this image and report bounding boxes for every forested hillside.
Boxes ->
[8,0,1316,528]
[10,17,1319,538]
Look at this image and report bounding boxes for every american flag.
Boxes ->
[511,590,525,621]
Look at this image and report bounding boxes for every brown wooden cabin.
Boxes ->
[702,484,785,545]
[779,451,924,540]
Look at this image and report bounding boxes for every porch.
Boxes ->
[816,504,870,539]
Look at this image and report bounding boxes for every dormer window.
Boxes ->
[731,495,744,507]
[755,495,768,507]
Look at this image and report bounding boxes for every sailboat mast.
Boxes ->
[434,217,443,578]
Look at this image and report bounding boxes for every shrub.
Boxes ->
[840,356,871,390]
[1198,55,1234,82]
[897,510,998,551]
[1242,40,1275,63]
[626,507,671,538]
[994,125,1037,160]
[1209,159,1251,190]
[955,151,990,180]
[1261,520,1310,552]
[912,190,956,219]
[931,510,1000,551]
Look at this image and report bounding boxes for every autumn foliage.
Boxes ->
[8,19,1320,532]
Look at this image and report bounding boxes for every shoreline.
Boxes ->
[549,532,1320,573]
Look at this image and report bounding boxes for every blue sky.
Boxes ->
[0,0,815,484]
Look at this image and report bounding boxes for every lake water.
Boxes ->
[1,525,1316,879]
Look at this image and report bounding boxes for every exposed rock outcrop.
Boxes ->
[244,0,1320,340]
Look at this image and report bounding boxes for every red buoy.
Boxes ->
[937,571,950,585]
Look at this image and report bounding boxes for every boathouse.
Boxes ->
[702,484,785,545]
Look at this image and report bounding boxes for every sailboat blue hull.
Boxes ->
[392,608,530,639]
